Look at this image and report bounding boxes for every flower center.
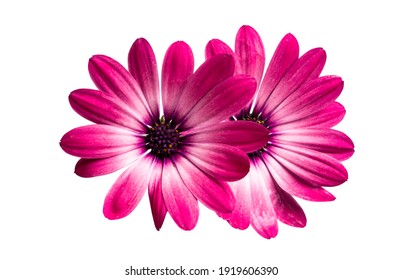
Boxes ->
[146,116,181,158]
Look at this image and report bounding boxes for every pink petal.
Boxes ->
[172,54,235,124]
[259,48,327,118]
[205,39,234,57]
[184,120,269,153]
[180,75,257,130]
[173,155,235,213]
[74,149,145,177]
[235,25,265,87]
[184,143,250,182]
[88,55,154,124]
[205,39,242,74]
[128,38,160,121]
[263,152,336,201]
[60,125,144,158]
[249,159,278,239]
[269,76,344,125]
[69,89,145,132]
[254,157,306,227]
[161,41,194,121]
[268,145,348,187]
[103,155,154,219]
[148,158,167,230]
[221,177,251,230]
[271,128,354,161]
[272,102,346,131]
[161,158,199,230]
[253,33,299,114]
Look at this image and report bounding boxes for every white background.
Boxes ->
[1,0,401,279]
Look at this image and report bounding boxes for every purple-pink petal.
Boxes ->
[74,149,144,177]
[235,25,265,88]
[184,143,250,182]
[148,158,167,230]
[184,120,269,153]
[88,55,154,124]
[222,177,252,229]
[263,152,336,202]
[271,128,354,161]
[272,102,346,131]
[172,54,234,124]
[69,89,145,132]
[269,76,344,125]
[268,145,348,187]
[128,38,160,121]
[249,159,278,239]
[180,75,257,130]
[253,157,306,227]
[259,48,327,118]
[161,158,199,230]
[60,125,143,158]
[253,33,299,114]
[173,155,235,213]
[161,41,194,121]
[205,39,242,74]
[103,155,154,220]
[205,39,234,57]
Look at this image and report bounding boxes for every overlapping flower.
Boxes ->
[205,26,354,238]
[61,27,354,238]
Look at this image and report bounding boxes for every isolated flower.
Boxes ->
[60,38,269,231]
[206,26,354,238]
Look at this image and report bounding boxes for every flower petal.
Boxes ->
[263,152,336,201]
[173,155,235,213]
[254,156,306,227]
[183,143,250,182]
[172,54,235,124]
[74,149,144,177]
[268,145,348,187]
[221,176,251,230]
[250,158,278,239]
[184,120,269,153]
[88,55,154,124]
[161,158,199,230]
[69,89,145,132]
[103,155,154,220]
[180,75,257,130]
[269,76,344,125]
[253,33,299,114]
[205,39,234,57]
[205,39,242,74]
[60,124,144,158]
[271,128,355,161]
[272,102,346,131]
[148,158,167,230]
[128,38,160,121]
[161,41,194,121]
[259,48,327,118]
[235,25,265,87]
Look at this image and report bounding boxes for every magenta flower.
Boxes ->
[60,38,270,231]
[206,26,354,238]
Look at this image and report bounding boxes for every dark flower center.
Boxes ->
[146,116,181,158]
[235,109,269,157]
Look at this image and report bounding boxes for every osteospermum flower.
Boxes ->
[60,38,270,231]
[206,26,354,238]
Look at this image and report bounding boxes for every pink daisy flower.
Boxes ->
[206,26,354,238]
[60,38,270,230]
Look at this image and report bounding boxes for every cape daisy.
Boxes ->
[60,38,269,231]
[206,26,354,238]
